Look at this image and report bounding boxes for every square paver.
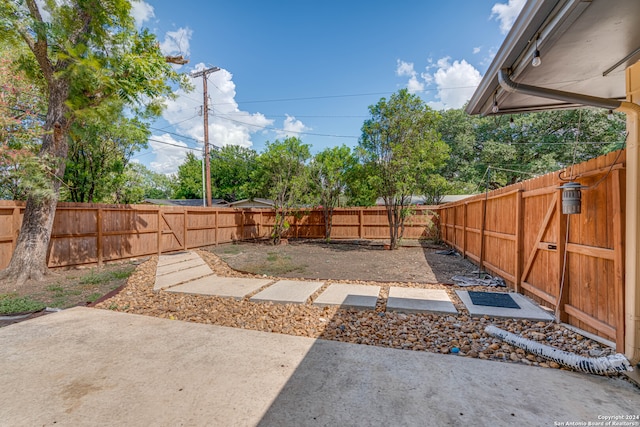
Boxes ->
[456,290,554,321]
[153,264,213,290]
[156,251,200,267]
[156,257,206,276]
[387,288,457,314]
[166,276,272,299]
[313,284,380,310]
[250,280,324,304]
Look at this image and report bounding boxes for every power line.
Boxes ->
[148,126,201,143]
[213,113,359,139]
[147,137,202,152]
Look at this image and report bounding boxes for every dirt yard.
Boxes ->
[210,239,477,283]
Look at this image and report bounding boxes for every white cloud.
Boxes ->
[473,46,481,54]
[276,115,310,138]
[425,57,482,110]
[491,0,526,34]
[152,64,274,173]
[130,1,155,26]
[148,134,191,174]
[396,60,416,77]
[407,75,425,94]
[396,59,425,94]
[160,27,192,58]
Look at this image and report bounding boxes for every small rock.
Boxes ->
[549,362,560,369]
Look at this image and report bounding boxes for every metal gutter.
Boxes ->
[498,69,622,110]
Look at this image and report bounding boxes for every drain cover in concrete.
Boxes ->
[166,276,272,299]
[154,264,213,291]
[387,288,457,314]
[313,284,380,309]
[250,280,324,304]
[468,291,520,309]
[456,290,554,321]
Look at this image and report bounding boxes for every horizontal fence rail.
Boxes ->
[438,150,626,350]
[0,203,438,270]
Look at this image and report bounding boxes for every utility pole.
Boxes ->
[191,66,220,207]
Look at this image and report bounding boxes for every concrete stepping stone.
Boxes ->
[313,284,380,310]
[166,276,272,299]
[156,257,207,276]
[156,251,200,267]
[154,264,213,291]
[250,280,324,304]
[456,290,554,321]
[387,288,457,314]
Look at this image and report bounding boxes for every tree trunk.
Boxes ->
[386,202,400,250]
[0,80,70,285]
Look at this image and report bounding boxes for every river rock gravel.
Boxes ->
[95,249,617,372]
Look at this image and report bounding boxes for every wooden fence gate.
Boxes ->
[439,150,626,349]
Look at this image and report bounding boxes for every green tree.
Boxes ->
[63,100,149,203]
[111,163,173,204]
[359,89,449,249]
[173,152,203,200]
[210,145,257,201]
[343,162,378,207]
[437,107,626,192]
[251,137,311,244]
[0,0,185,284]
[0,40,45,200]
[309,145,357,239]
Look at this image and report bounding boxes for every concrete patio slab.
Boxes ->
[387,287,458,314]
[156,251,200,267]
[456,290,555,321]
[250,280,324,304]
[1,308,637,426]
[156,256,207,276]
[153,264,213,291]
[166,275,272,299]
[313,283,380,309]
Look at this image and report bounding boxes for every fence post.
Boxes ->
[479,198,487,274]
[462,203,467,258]
[157,208,162,256]
[183,209,188,250]
[97,208,103,267]
[514,190,523,293]
[359,209,364,239]
[611,168,625,350]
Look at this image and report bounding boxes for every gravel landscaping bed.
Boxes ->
[96,249,617,372]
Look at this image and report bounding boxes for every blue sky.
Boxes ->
[128,0,526,174]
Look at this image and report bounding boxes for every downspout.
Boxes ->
[498,69,640,365]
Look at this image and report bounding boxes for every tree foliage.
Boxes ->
[63,100,150,203]
[0,0,187,284]
[359,89,448,249]
[173,152,203,200]
[251,137,311,244]
[437,107,626,192]
[210,145,257,202]
[309,145,357,240]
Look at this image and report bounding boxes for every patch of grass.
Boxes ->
[0,293,46,315]
[220,245,242,255]
[87,292,103,303]
[79,266,135,285]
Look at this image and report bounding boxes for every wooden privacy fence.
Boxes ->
[0,203,436,270]
[439,150,626,348]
